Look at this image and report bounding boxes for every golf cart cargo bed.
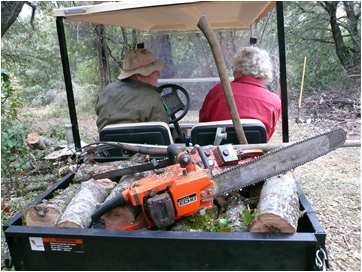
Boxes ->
[3,174,327,271]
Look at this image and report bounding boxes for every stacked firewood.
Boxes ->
[24,159,301,233]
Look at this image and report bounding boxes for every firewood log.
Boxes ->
[249,172,300,233]
[25,132,54,150]
[73,154,149,182]
[57,178,116,228]
[100,171,153,231]
[24,184,80,227]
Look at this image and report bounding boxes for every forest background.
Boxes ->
[1,1,361,203]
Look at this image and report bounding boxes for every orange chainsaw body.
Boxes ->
[110,147,264,231]
[121,163,215,227]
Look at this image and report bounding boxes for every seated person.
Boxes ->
[96,48,169,131]
[199,47,281,140]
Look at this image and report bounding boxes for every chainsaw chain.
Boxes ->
[213,128,346,195]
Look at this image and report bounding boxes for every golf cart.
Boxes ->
[3,1,329,270]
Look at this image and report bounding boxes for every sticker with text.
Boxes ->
[29,237,45,251]
[43,237,84,253]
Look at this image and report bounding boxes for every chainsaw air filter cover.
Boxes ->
[146,192,176,228]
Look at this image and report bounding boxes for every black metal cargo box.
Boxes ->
[3,173,328,270]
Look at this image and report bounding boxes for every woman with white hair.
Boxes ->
[199,46,281,140]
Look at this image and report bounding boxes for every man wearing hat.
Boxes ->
[96,48,169,131]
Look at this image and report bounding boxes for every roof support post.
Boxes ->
[56,17,81,151]
[197,15,248,145]
[276,1,289,142]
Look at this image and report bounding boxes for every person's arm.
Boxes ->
[199,92,212,122]
[269,98,282,139]
[149,95,170,124]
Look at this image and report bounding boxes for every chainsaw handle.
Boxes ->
[91,194,128,224]
[167,144,182,163]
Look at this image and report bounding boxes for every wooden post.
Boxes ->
[197,15,248,144]
[297,56,307,121]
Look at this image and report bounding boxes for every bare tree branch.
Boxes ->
[106,44,122,68]
[299,37,335,44]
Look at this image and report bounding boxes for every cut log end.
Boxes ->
[24,184,80,227]
[24,205,61,227]
[26,132,46,150]
[249,213,296,233]
[96,178,117,191]
[101,207,136,231]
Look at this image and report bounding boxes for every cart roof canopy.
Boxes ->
[53,1,275,32]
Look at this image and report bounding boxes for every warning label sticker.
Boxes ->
[29,237,84,253]
[43,237,84,253]
[29,237,45,251]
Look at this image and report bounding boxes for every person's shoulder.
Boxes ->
[207,82,223,95]
[268,90,281,101]
[264,89,281,108]
[103,80,123,91]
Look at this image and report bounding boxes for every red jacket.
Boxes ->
[199,76,281,140]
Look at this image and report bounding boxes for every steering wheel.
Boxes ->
[158,84,191,142]
[158,84,190,123]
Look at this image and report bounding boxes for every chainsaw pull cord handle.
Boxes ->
[91,194,128,224]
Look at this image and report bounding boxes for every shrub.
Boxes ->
[1,120,29,177]
[1,72,23,119]
[1,73,29,178]
[76,59,99,85]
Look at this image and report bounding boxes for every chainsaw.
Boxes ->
[91,128,346,230]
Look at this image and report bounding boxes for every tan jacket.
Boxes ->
[96,79,169,131]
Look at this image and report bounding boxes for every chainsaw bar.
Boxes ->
[213,128,346,196]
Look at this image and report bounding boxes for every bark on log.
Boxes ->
[24,184,80,227]
[73,154,149,182]
[101,171,152,231]
[57,178,116,228]
[249,172,300,233]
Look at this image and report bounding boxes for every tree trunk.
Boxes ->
[250,172,300,233]
[95,24,111,89]
[57,179,116,228]
[24,184,80,227]
[342,2,361,53]
[147,33,175,78]
[321,1,360,75]
[1,1,25,37]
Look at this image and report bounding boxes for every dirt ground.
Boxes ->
[1,88,360,270]
[273,120,360,271]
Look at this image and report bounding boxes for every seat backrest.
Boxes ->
[98,122,173,161]
[191,119,267,146]
[99,122,173,145]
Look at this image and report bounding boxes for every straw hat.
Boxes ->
[118,48,164,80]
